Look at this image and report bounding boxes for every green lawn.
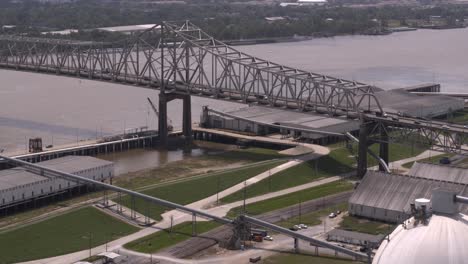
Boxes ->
[262,252,362,264]
[338,215,395,235]
[227,181,353,218]
[114,147,286,190]
[275,203,348,228]
[365,142,428,167]
[435,109,468,124]
[402,153,455,169]
[119,160,285,221]
[0,207,139,264]
[124,221,220,253]
[221,148,355,203]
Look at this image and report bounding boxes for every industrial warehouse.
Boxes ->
[0,156,114,211]
[348,162,468,223]
[201,105,360,144]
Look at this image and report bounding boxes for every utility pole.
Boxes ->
[299,193,302,223]
[268,169,272,193]
[216,174,220,205]
[243,181,247,214]
[148,242,153,264]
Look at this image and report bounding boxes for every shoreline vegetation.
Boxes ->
[2,2,468,45]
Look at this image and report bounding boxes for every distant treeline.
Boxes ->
[1,0,468,41]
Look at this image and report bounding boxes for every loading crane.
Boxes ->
[147,97,174,132]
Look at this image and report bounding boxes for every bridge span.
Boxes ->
[0,20,467,178]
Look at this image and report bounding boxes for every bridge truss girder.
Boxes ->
[0,21,380,115]
[366,120,468,154]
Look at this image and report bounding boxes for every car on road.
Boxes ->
[249,256,262,263]
[264,235,274,241]
[299,224,308,229]
[336,210,342,215]
[289,226,299,231]
[329,212,337,218]
[293,224,302,230]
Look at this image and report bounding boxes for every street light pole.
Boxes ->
[148,242,153,264]
[243,181,247,214]
[88,232,92,258]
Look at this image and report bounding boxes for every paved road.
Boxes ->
[118,195,352,264]
[369,149,444,173]
[159,191,352,259]
[18,147,334,264]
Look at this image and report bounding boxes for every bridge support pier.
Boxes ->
[158,94,169,148]
[357,123,370,178]
[379,129,389,172]
[158,92,193,149]
[183,95,193,145]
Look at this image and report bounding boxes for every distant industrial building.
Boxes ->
[42,24,160,36]
[201,105,360,144]
[0,156,114,210]
[95,24,160,35]
[348,163,468,223]
[280,0,327,7]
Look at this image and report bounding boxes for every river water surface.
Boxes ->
[1,28,467,167]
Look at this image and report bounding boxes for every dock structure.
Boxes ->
[1,131,185,166]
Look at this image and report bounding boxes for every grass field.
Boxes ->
[222,142,426,203]
[262,252,362,264]
[211,147,287,162]
[275,203,348,228]
[124,221,220,253]
[339,215,395,235]
[0,207,139,264]
[114,147,286,189]
[402,153,455,169]
[366,142,428,168]
[221,148,355,203]
[435,109,468,124]
[119,160,285,221]
[227,181,353,218]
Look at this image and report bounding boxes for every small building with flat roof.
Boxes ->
[327,229,385,246]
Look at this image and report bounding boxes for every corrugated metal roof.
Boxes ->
[349,171,468,214]
[409,162,468,184]
[0,156,113,191]
[225,105,360,135]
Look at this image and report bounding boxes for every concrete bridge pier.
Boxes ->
[379,129,389,172]
[158,93,169,148]
[158,92,193,149]
[183,95,193,144]
[357,123,370,178]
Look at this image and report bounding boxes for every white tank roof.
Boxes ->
[373,214,468,264]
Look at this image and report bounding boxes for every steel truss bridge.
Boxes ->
[0,20,467,175]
